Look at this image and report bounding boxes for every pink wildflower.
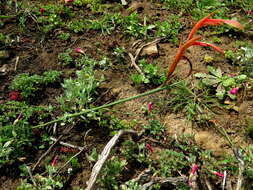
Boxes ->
[9,91,23,101]
[74,48,84,54]
[65,0,74,3]
[39,8,45,15]
[51,155,59,166]
[191,164,198,174]
[146,144,154,153]
[229,87,239,95]
[147,102,153,112]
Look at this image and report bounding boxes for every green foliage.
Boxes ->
[0,101,48,166]
[68,20,87,33]
[113,47,126,63]
[121,181,143,190]
[131,59,166,85]
[155,15,180,44]
[123,13,155,38]
[87,13,122,34]
[161,0,193,12]
[195,66,247,100]
[58,48,73,65]
[144,120,165,139]
[57,66,103,112]
[166,80,212,122]
[17,165,63,190]
[29,4,73,33]
[99,156,127,189]
[57,32,71,40]
[157,149,189,177]
[9,70,62,98]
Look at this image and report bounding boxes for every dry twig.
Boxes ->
[234,148,245,190]
[85,130,138,190]
[50,137,83,151]
[32,126,74,171]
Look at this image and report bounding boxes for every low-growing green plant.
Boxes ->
[0,101,49,167]
[131,59,166,85]
[17,165,63,190]
[99,156,127,189]
[165,80,212,122]
[156,14,180,44]
[68,20,87,33]
[144,120,165,139]
[156,149,189,177]
[58,48,73,65]
[9,70,62,98]
[57,66,103,112]
[113,47,126,63]
[121,181,143,190]
[35,4,72,34]
[195,66,247,100]
[161,0,193,13]
[87,13,122,34]
[57,32,71,40]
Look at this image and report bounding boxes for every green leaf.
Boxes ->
[227,93,236,100]
[202,77,220,86]
[216,84,226,100]
[222,78,235,87]
[208,66,222,78]
[194,73,208,78]
[236,74,247,81]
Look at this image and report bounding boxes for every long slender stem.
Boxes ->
[33,83,178,129]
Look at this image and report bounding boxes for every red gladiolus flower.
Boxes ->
[9,91,23,101]
[229,87,239,95]
[167,11,243,80]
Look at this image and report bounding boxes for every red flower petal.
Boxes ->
[192,41,224,54]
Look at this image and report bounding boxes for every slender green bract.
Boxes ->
[33,82,180,129]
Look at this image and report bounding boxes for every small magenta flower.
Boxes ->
[39,8,45,15]
[147,102,153,112]
[74,48,84,54]
[65,0,74,3]
[229,87,239,95]
[191,164,198,174]
[51,155,59,166]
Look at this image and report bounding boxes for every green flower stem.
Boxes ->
[0,15,15,19]
[33,82,180,129]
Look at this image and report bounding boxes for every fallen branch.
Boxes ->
[54,129,91,177]
[50,137,83,151]
[128,52,144,75]
[85,130,138,190]
[142,176,188,189]
[233,148,245,190]
[32,126,74,171]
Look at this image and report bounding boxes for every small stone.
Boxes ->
[141,44,158,56]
